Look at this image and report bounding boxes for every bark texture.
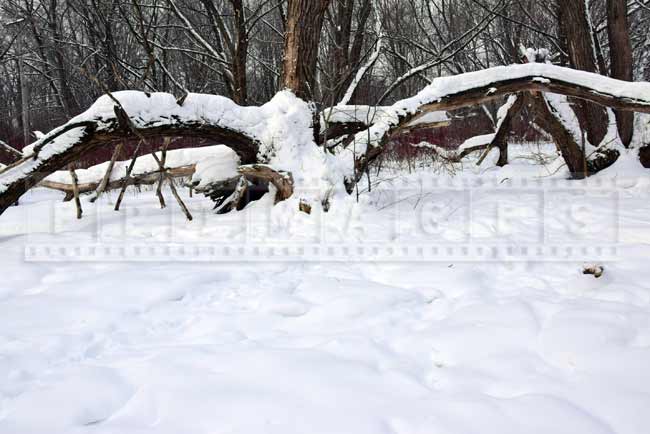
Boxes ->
[607,0,634,146]
[558,0,609,146]
[282,0,331,100]
[40,166,195,200]
[0,142,22,165]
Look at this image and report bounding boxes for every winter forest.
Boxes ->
[2,1,650,433]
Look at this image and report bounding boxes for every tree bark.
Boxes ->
[330,0,372,103]
[607,0,634,147]
[0,119,260,215]
[41,165,195,200]
[231,0,249,105]
[0,141,22,165]
[282,0,331,100]
[558,0,608,146]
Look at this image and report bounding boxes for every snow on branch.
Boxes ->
[38,145,230,199]
[3,63,650,214]
[341,63,650,184]
[0,90,319,214]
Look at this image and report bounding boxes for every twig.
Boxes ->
[114,140,143,211]
[168,177,193,221]
[90,142,123,203]
[154,137,172,209]
[68,165,82,219]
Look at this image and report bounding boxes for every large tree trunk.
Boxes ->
[282,0,331,100]
[558,0,609,146]
[231,0,249,105]
[607,0,634,147]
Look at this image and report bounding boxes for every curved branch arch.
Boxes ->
[0,119,261,214]
[345,63,650,184]
[3,64,650,215]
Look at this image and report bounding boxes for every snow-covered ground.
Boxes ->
[1,144,650,434]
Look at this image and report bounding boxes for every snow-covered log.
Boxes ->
[3,63,650,215]
[320,106,395,143]
[38,145,229,200]
[342,63,650,184]
[0,91,315,215]
[456,134,496,160]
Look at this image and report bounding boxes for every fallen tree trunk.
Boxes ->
[237,164,294,204]
[193,164,294,213]
[3,64,650,216]
[345,63,650,185]
[36,144,237,200]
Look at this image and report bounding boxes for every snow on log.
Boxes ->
[37,145,232,200]
[3,63,650,215]
[402,111,451,131]
[40,144,296,213]
[320,106,395,143]
[190,146,241,190]
[341,63,650,184]
[0,91,319,215]
[456,134,495,159]
[48,145,229,190]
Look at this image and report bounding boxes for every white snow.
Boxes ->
[1,145,650,434]
[458,133,495,151]
[191,146,241,188]
[406,110,450,126]
[43,145,232,185]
